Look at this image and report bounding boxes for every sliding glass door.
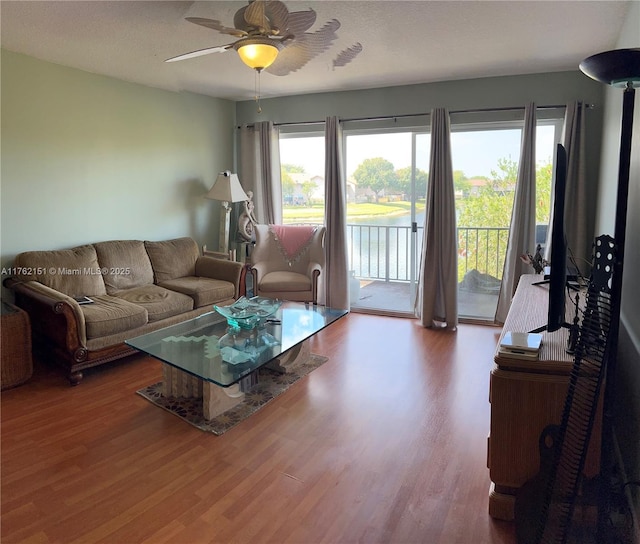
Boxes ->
[450,121,560,320]
[344,130,429,315]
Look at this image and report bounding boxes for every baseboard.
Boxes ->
[613,430,640,544]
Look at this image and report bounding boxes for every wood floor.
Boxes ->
[1,313,517,544]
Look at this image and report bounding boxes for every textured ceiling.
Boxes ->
[0,0,632,101]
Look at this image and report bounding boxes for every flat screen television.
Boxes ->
[531,143,570,334]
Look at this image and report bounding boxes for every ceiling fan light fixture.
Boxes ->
[234,37,280,71]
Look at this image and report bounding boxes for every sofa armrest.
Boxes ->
[4,278,88,350]
[195,256,243,298]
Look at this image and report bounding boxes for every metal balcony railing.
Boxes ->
[347,223,510,285]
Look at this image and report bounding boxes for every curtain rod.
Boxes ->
[237,102,593,130]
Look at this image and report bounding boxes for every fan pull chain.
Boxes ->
[254,70,263,114]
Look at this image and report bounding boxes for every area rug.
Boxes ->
[136,354,328,435]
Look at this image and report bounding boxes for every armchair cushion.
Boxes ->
[145,237,199,283]
[260,271,311,293]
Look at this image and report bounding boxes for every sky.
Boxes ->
[279,125,557,181]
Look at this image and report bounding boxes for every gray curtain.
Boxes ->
[238,121,282,224]
[562,101,588,271]
[324,116,349,309]
[495,103,537,324]
[415,108,458,329]
[544,102,588,269]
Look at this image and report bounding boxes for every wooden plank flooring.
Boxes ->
[1,313,516,543]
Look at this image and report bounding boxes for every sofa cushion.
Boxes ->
[93,240,154,294]
[260,271,311,292]
[81,295,148,339]
[113,284,194,322]
[145,237,199,283]
[14,245,107,297]
[159,276,235,308]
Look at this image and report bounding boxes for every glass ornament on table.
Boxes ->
[214,296,282,363]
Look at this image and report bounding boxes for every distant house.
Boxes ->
[351,178,377,203]
[468,177,490,196]
[346,179,356,202]
[465,177,516,197]
[285,173,325,205]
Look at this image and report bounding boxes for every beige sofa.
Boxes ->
[5,237,242,385]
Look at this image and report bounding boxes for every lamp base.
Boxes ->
[219,201,231,256]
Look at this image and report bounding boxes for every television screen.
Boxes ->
[530,144,570,336]
[547,143,568,332]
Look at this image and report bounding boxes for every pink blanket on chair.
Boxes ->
[269,225,317,265]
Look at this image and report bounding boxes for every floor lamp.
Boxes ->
[205,171,249,257]
[579,48,640,541]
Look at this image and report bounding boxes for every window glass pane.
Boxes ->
[346,132,422,226]
[452,128,521,304]
[535,124,557,229]
[451,121,558,320]
[279,135,325,225]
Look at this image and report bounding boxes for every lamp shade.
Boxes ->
[205,171,249,203]
[579,48,640,88]
[234,37,280,71]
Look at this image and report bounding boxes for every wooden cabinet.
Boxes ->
[487,275,602,521]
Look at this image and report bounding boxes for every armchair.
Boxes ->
[250,224,326,304]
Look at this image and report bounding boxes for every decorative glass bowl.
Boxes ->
[214,296,282,364]
[214,296,282,330]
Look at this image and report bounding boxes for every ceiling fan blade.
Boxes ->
[165,44,232,63]
[332,42,363,69]
[263,1,290,35]
[185,17,247,37]
[285,9,317,36]
[266,19,340,76]
[233,6,253,34]
[244,0,270,33]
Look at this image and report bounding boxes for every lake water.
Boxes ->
[347,212,425,280]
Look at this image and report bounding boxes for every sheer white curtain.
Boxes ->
[495,103,537,324]
[238,121,282,224]
[415,108,458,329]
[324,116,349,309]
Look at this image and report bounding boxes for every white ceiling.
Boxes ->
[0,0,632,102]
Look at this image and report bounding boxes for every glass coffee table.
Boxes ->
[126,301,347,420]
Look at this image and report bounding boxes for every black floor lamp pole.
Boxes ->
[598,80,635,543]
[579,48,640,541]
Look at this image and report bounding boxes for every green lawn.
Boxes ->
[283,201,425,221]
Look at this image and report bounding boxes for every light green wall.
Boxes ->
[237,70,604,126]
[1,49,235,298]
[594,0,640,525]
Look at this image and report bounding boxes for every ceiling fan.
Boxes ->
[166,0,363,76]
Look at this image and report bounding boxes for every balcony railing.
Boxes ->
[347,223,510,285]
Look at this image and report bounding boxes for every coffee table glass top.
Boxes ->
[126,302,347,387]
